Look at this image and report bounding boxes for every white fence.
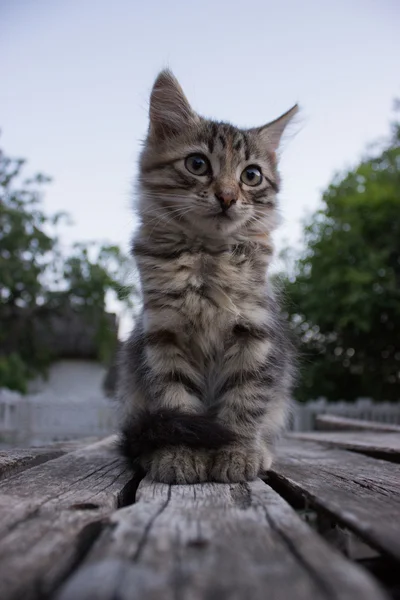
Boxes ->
[0,389,117,447]
[291,397,400,431]
[1,390,400,447]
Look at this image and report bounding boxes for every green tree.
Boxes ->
[283,119,400,402]
[0,148,60,389]
[0,152,57,308]
[0,144,135,392]
[51,242,134,363]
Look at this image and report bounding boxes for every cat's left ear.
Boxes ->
[253,105,299,151]
[149,69,199,140]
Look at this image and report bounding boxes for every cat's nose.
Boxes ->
[215,189,237,211]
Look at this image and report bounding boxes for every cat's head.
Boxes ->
[139,70,297,238]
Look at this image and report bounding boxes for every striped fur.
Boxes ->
[118,70,297,483]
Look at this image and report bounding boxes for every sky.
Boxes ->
[1,0,399,332]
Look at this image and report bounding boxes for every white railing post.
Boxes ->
[1,389,400,441]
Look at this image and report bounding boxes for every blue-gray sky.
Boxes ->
[1,0,399,314]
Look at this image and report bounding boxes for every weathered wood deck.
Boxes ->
[0,427,399,600]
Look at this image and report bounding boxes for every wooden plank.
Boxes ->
[288,431,400,460]
[270,439,400,561]
[0,437,136,600]
[56,478,387,600]
[0,438,101,481]
[315,414,400,433]
[0,446,65,481]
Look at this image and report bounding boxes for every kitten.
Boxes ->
[118,70,297,484]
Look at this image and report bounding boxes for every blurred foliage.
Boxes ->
[282,118,400,402]
[0,144,135,392]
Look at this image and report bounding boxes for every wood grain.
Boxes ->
[56,478,387,600]
[270,439,400,561]
[288,431,400,459]
[0,437,134,600]
[0,446,65,481]
[0,438,101,481]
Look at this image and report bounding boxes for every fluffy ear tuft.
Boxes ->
[149,69,198,139]
[254,104,299,151]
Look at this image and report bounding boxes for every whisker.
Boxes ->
[145,206,195,234]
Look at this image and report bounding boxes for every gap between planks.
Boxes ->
[55,477,387,600]
[269,438,400,562]
[0,436,137,600]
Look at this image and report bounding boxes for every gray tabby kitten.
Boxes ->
[118,70,297,484]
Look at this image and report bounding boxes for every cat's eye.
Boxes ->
[241,166,262,187]
[185,154,210,176]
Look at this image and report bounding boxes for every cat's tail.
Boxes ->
[119,408,236,467]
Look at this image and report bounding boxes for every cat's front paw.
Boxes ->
[149,447,209,484]
[210,445,262,483]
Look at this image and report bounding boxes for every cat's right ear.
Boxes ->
[149,70,198,140]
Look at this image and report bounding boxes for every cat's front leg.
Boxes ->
[119,319,219,479]
[210,444,265,482]
[145,447,210,484]
[210,430,274,482]
[140,329,211,483]
[210,321,284,482]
